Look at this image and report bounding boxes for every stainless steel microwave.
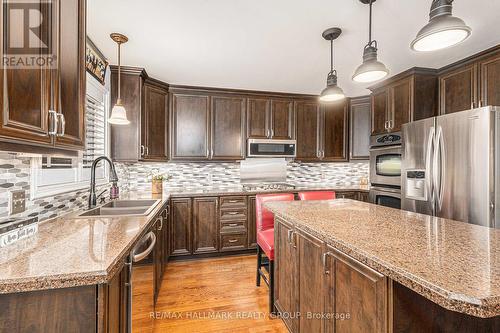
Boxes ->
[247,139,296,158]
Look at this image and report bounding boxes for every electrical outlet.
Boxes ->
[9,190,26,215]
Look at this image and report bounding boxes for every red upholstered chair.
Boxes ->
[255,193,295,313]
[298,191,336,201]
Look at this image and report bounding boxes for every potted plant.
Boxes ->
[150,170,169,194]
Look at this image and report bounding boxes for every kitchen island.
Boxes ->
[265,199,500,332]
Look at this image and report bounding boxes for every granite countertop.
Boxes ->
[0,191,169,294]
[265,199,500,318]
[167,183,370,197]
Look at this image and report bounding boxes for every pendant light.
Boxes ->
[411,0,471,52]
[320,27,345,102]
[352,0,389,83]
[108,33,130,125]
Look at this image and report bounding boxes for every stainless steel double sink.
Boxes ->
[77,199,161,218]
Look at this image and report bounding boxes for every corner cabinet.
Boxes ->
[170,89,245,161]
[142,79,169,161]
[295,99,348,162]
[0,0,86,151]
[110,68,169,162]
[349,96,371,160]
[369,68,438,135]
[274,218,390,333]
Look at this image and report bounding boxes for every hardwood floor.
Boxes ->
[153,255,288,332]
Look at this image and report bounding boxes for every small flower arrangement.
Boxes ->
[150,170,170,194]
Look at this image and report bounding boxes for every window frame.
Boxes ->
[30,72,111,200]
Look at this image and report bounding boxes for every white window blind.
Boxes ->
[84,94,106,168]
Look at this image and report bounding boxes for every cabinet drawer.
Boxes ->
[220,196,247,208]
[220,233,247,251]
[220,220,247,233]
[220,208,247,221]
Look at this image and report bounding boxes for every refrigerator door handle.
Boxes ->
[434,126,445,211]
[426,126,436,215]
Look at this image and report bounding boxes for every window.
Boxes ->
[30,73,110,199]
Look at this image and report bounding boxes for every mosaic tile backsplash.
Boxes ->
[116,161,369,191]
[0,151,368,223]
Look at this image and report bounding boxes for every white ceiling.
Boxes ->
[88,0,500,97]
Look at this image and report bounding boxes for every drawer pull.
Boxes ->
[227,223,239,227]
[228,239,238,243]
[228,200,239,203]
[227,212,239,215]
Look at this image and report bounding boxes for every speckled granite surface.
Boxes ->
[0,191,169,294]
[265,199,500,318]
[167,184,369,197]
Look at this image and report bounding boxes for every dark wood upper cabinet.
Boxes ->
[170,93,210,160]
[247,98,270,139]
[371,90,388,135]
[53,0,86,150]
[390,77,412,133]
[479,51,500,107]
[0,0,85,151]
[295,100,320,161]
[270,99,294,139]
[192,197,219,254]
[142,79,168,161]
[110,67,147,162]
[349,96,371,160]
[369,68,438,134]
[439,63,477,115]
[211,96,245,160]
[170,198,192,256]
[322,100,349,162]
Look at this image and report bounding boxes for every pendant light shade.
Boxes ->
[352,42,389,83]
[352,0,389,83]
[108,33,130,125]
[411,0,471,52]
[319,27,345,103]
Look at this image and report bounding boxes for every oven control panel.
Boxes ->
[370,132,402,148]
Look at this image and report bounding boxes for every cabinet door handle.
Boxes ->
[287,229,293,244]
[48,110,58,136]
[141,145,145,156]
[145,146,149,156]
[270,129,274,138]
[226,211,239,215]
[228,239,238,243]
[227,200,239,203]
[471,101,475,109]
[292,231,297,248]
[322,252,333,275]
[57,114,66,137]
[227,223,239,227]
[479,100,483,108]
[321,151,325,159]
[157,217,163,231]
[211,149,214,158]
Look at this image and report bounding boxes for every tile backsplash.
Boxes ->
[116,160,369,191]
[0,151,368,223]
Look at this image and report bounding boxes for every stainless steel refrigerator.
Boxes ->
[402,106,500,229]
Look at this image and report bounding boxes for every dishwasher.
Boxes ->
[126,230,157,333]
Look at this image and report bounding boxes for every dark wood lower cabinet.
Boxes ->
[247,196,257,249]
[274,219,298,332]
[326,246,388,333]
[170,198,193,256]
[193,197,219,254]
[297,229,325,333]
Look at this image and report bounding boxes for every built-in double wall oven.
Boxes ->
[369,133,402,209]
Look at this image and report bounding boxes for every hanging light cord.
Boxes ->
[330,38,334,74]
[365,0,377,50]
[117,41,121,101]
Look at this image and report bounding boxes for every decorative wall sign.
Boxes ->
[86,37,108,85]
